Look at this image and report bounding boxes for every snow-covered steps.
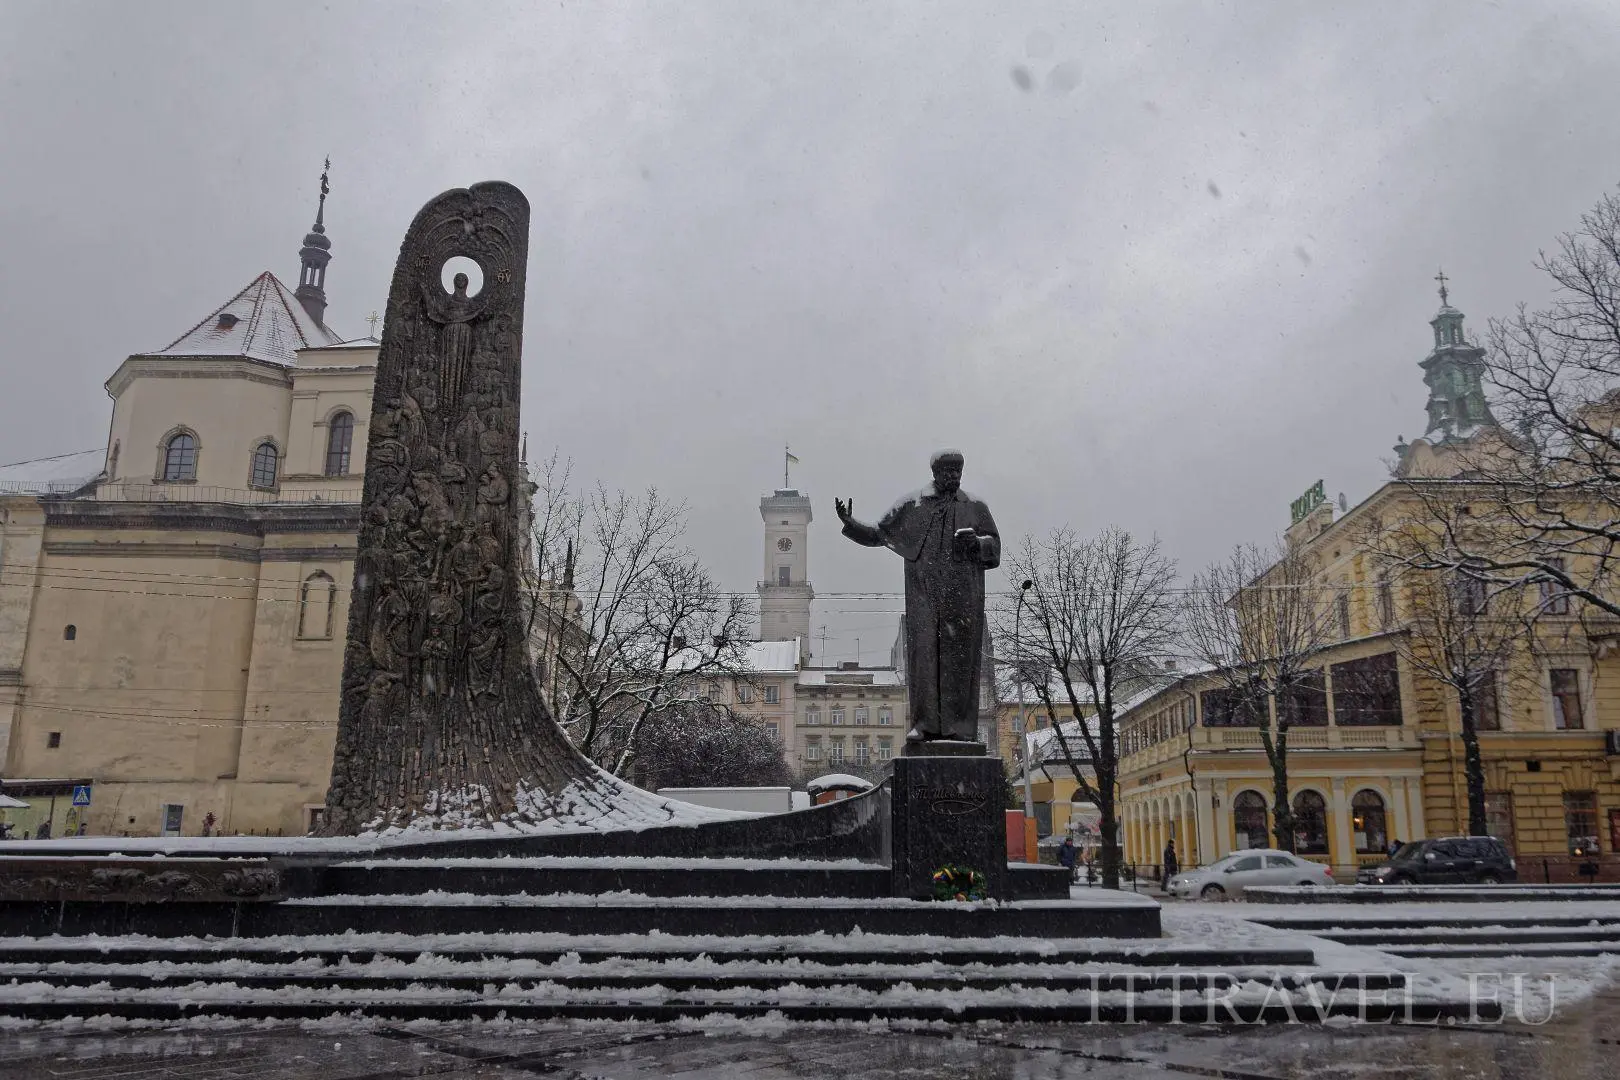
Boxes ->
[293,855,1071,901]
[1,889,1163,940]
[0,929,1480,1024]
[1245,900,1620,958]
[1246,884,1620,904]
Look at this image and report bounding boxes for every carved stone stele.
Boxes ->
[319,182,598,834]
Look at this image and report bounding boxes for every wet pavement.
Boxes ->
[0,987,1616,1080]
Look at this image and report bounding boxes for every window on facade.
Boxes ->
[1486,792,1515,853]
[1453,565,1487,617]
[1279,670,1329,727]
[805,739,821,761]
[763,684,780,704]
[1565,792,1599,856]
[803,707,819,726]
[298,571,337,639]
[63,625,76,641]
[854,739,870,766]
[878,708,893,726]
[162,432,198,481]
[878,738,893,761]
[1540,557,1571,615]
[765,721,779,741]
[1550,668,1584,730]
[736,684,753,704]
[1467,670,1500,731]
[46,732,61,749]
[324,412,354,476]
[1351,789,1386,854]
[829,741,845,764]
[1377,573,1395,628]
[1293,790,1329,855]
[1012,714,1025,734]
[830,707,844,725]
[1202,687,1262,727]
[1233,790,1269,849]
[1336,590,1351,639]
[777,565,791,586]
[1330,653,1403,726]
[854,706,868,725]
[249,442,279,489]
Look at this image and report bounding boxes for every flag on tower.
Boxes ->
[785,449,799,465]
[784,446,800,488]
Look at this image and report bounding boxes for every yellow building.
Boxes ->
[0,184,376,838]
[1117,645,1427,878]
[1123,286,1620,881]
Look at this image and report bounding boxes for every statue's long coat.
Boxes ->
[843,486,1000,742]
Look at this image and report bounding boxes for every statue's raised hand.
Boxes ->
[835,497,855,525]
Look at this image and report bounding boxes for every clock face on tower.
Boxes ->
[776,537,793,552]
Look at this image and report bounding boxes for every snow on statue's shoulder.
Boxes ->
[886,483,937,516]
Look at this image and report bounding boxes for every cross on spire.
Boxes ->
[1435,267,1450,307]
[365,310,380,337]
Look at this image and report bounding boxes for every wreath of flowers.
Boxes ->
[931,864,987,902]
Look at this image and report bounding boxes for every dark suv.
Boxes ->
[1358,836,1517,885]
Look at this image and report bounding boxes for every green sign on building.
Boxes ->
[1290,480,1326,525]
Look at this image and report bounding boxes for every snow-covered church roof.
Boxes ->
[144,271,341,366]
[0,449,104,494]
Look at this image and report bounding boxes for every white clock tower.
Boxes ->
[758,487,813,661]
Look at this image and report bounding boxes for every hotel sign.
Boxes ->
[1290,480,1326,525]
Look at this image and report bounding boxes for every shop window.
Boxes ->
[1565,792,1599,856]
[1233,790,1269,849]
[1351,789,1386,854]
[1293,790,1329,855]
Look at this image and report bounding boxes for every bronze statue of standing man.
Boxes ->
[836,451,1000,752]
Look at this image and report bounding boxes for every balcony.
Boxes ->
[1120,723,1417,769]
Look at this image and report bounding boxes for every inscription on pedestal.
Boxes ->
[890,756,1009,900]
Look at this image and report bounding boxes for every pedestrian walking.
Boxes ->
[1161,840,1179,891]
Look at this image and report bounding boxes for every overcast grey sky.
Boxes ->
[3,1,1619,665]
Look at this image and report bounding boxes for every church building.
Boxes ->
[0,167,378,838]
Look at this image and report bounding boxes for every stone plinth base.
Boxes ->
[890,755,1009,900]
[903,739,987,758]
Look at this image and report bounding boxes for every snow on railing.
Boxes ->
[85,483,363,505]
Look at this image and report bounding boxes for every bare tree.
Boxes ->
[633,702,792,791]
[1002,527,1178,889]
[1395,188,1620,621]
[1373,554,1530,836]
[1181,542,1336,853]
[523,455,755,777]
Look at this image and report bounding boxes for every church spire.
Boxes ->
[294,157,333,326]
[1419,272,1496,441]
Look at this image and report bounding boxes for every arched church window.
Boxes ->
[298,571,337,639]
[162,433,197,482]
[325,412,354,477]
[249,442,279,489]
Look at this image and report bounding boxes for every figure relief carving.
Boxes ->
[321,182,599,835]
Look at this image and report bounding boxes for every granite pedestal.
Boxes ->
[890,754,1009,900]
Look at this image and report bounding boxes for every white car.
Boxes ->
[1166,849,1335,899]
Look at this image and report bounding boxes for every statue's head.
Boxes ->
[930,450,964,494]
